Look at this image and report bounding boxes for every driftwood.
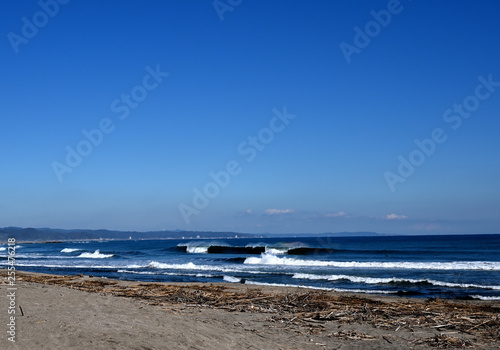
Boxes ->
[2,272,499,348]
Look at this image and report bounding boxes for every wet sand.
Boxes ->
[1,270,499,349]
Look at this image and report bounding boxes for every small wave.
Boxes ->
[61,248,81,253]
[117,269,219,279]
[292,273,500,290]
[162,272,218,278]
[470,295,500,301]
[117,270,157,275]
[0,247,6,251]
[223,276,242,283]
[243,281,396,295]
[147,261,278,275]
[244,254,500,271]
[78,250,114,259]
[0,260,265,275]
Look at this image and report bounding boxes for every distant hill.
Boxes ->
[0,227,390,243]
[0,227,254,243]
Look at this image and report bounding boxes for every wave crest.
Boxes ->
[61,248,81,253]
[244,254,500,271]
[78,250,113,259]
[292,273,500,290]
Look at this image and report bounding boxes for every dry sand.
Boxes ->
[1,270,499,349]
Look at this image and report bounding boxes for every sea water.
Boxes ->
[2,234,500,300]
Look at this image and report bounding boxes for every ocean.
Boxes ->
[2,234,500,300]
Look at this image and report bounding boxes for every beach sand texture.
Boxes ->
[1,270,499,349]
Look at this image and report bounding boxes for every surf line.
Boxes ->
[178,107,296,224]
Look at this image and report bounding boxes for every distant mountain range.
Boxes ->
[0,227,387,243]
[0,227,251,242]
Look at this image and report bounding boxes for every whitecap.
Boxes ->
[61,248,81,253]
[292,273,500,290]
[470,295,500,301]
[244,254,500,271]
[223,276,242,283]
[186,246,209,254]
[77,250,113,259]
[146,261,274,275]
[265,248,289,255]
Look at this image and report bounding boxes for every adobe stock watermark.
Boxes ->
[6,238,17,343]
[179,107,296,224]
[384,74,500,193]
[213,0,242,21]
[339,0,407,64]
[7,0,70,54]
[52,64,169,183]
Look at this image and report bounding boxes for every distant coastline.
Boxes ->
[1,226,498,243]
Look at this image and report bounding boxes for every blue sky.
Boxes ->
[1,0,499,234]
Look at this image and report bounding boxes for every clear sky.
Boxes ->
[1,0,499,234]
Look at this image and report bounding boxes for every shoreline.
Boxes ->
[2,269,499,349]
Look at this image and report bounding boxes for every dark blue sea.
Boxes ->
[2,234,500,300]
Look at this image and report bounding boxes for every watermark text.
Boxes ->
[6,238,16,343]
[179,107,296,223]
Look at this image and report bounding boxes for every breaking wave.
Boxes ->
[292,273,500,290]
[470,295,500,301]
[61,248,81,253]
[223,276,242,283]
[244,254,500,271]
[77,250,114,259]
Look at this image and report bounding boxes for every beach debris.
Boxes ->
[2,271,499,348]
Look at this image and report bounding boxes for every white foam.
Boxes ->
[292,273,500,290]
[117,269,218,279]
[186,246,209,254]
[179,240,229,250]
[124,264,144,269]
[0,247,6,251]
[77,250,114,259]
[426,280,500,290]
[0,260,262,275]
[265,248,289,255]
[245,243,267,248]
[244,254,500,271]
[470,295,500,301]
[147,261,272,275]
[223,276,242,283]
[117,269,156,275]
[148,261,198,270]
[61,248,81,253]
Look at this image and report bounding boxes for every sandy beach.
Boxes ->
[1,270,499,349]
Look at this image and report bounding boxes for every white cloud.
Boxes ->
[386,213,408,220]
[264,209,295,215]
